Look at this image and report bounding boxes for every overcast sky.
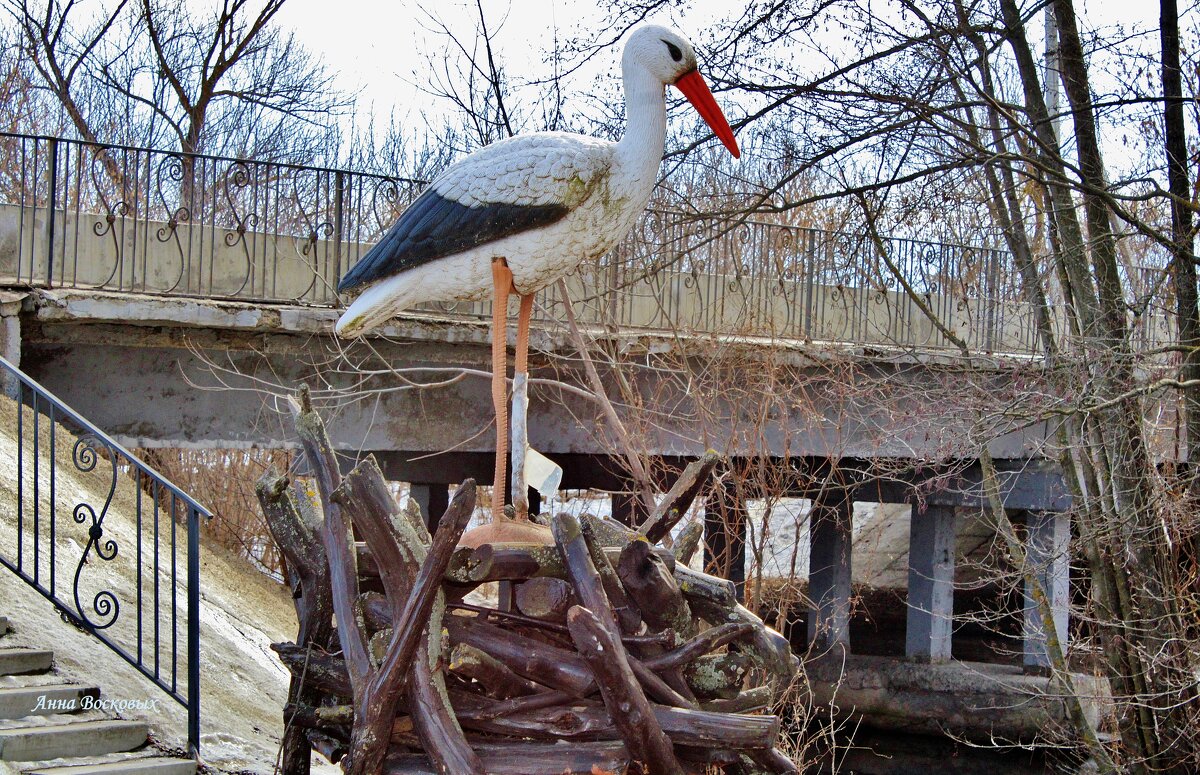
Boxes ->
[271,0,1165,131]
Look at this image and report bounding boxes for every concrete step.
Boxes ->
[0,684,100,719]
[23,756,196,775]
[0,650,53,676]
[0,720,147,761]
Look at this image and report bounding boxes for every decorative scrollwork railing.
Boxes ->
[0,357,209,755]
[0,132,1171,353]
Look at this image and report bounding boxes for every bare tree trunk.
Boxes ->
[1160,0,1200,473]
[1052,0,1199,769]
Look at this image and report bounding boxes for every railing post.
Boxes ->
[333,170,346,295]
[187,504,201,757]
[985,247,1000,353]
[44,138,59,287]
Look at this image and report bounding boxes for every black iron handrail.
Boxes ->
[0,131,1046,352]
[0,356,208,755]
[0,132,1172,353]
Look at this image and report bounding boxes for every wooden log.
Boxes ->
[506,513,796,691]
[638,452,720,544]
[581,519,642,633]
[683,652,751,700]
[445,613,595,696]
[349,470,476,695]
[466,541,673,583]
[444,545,487,585]
[291,389,371,697]
[557,515,701,707]
[674,521,704,567]
[442,603,675,648]
[553,514,694,709]
[257,471,334,775]
[513,577,575,622]
[271,642,352,698]
[746,746,800,774]
[675,745,743,767]
[383,740,642,775]
[307,730,346,766]
[628,655,699,709]
[675,564,738,610]
[409,616,482,775]
[583,512,645,547]
[580,513,734,618]
[458,689,575,721]
[284,703,355,728]
[686,595,798,686]
[617,537,697,639]
[334,461,480,775]
[566,605,685,775]
[701,686,774,714]
[448,643,542,699]
[453,694,780,750]
[358,542,481,584]
[414,518,786,711]
[360,592,390,633]
[553,512,621,630]
[641,622,756,671]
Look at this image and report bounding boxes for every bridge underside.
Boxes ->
[13,289,1053,459]
[6,287,1081,733]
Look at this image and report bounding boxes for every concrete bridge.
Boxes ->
[0,134,1102,755]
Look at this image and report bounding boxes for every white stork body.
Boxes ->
[336,131,650,336]
[335,24,738,523]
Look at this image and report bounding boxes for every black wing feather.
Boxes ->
[338,187,569,292]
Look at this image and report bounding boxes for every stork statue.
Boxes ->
[335,24,739,539]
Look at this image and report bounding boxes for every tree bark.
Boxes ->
[566,605,685,775]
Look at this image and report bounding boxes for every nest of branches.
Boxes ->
[258,390,799,775]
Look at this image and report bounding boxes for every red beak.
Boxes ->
[674,68,740,158]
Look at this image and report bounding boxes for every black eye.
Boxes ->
[662,40,683,62]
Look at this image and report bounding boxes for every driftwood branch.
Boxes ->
[291,389,371,698]
[263,393,797,773]
[639,451,721,544]
[257,471,333,775]
[567,605,685,775]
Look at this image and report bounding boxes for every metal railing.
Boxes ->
[0,357,208,755]
[0,132,1173,354]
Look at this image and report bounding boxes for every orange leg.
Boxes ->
[510,293,534,518]
[514,294,534,375]
[491,258,514,522]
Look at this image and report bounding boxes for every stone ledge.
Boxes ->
[15,287,1040,369]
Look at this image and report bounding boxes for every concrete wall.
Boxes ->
[4,204,1158,355]
[17,290,1055,460]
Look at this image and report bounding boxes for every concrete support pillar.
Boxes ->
[905,504,956,663]
[1022,510,1070,673]
[704,486,747,601]
[409,483,449,533]
[807,489,852,650]
[0,292,23,399]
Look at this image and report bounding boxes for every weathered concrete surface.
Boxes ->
[0,719,147,761]
[802,653,1110,742]
[24,757,197,775]
[0,648,53,675]
[0,290,26,397]
[0,684,100,719]
[0,203,1077,354]
[16,289,1058,463]
[905,504,956,662]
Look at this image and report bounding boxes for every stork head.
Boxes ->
[623,24,740,158]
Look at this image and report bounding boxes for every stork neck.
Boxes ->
[615,66,668,182]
